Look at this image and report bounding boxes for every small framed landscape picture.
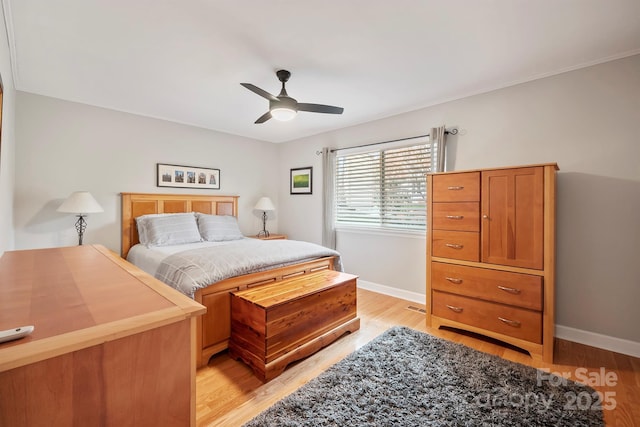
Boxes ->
[290,166,312,195]
[157,163,220,190]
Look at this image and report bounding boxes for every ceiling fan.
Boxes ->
[241,70,344,124]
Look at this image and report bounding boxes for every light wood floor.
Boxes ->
[196,289,640,426]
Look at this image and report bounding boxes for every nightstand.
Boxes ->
[251,234,287,240]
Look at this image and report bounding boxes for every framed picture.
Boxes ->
[290,166,313,195]
[157,163,220,190]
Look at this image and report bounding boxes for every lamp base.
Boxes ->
[257,211,270,238]
[75,214,87,246]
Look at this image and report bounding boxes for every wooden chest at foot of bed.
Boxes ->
[229,270,360,381]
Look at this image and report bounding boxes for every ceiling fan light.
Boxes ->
[271,107,297,121]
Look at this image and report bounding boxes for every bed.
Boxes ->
[121,193,339,368]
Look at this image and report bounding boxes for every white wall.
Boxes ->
[14,93,280,253]
[278,55,640,344]
[0,5,16,255]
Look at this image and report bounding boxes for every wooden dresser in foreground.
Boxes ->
[426,163,557,362]
[0,245,206,427]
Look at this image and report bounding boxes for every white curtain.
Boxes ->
[431,125,447,172]
[322,147,337,249]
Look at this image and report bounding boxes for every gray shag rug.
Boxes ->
[243,326,604,427]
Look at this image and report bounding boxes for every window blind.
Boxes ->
[335,141,435,230]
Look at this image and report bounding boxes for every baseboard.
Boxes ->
[357,280,425,305]
[356,280,640,358]
[555,325,640,359]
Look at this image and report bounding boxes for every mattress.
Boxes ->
[127,238,342,297]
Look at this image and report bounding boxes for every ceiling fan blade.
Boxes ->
[255,111,272,124]
[297,103,344,114]
[241,83,279,102]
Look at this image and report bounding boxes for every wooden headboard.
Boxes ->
[121,193,239,258]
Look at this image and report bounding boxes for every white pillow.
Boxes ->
[196,213,244,242]
[136,213,202,247]
[136,213,168,243]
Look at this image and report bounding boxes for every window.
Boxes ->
[335,138,437,231]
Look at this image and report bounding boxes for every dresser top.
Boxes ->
[427,162,559,175]
[0,245,205,371]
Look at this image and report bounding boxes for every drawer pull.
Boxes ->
[446,215,464,220]
[497,285,521,295]
[445,277,463,284]
[445,243,463,249]
[498,317,521,328]
[447,186,464,190]
[446,305,463,313]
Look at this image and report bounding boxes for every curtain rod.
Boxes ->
[324,128,458,154]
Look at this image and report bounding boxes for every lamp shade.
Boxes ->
[271,108,297,121]
[57,191,104,214]
[254,197,275,211]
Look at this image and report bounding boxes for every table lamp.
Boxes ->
[57,191,104,245]
[254,197,275,237]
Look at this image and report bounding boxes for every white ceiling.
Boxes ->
[4,0,640,143]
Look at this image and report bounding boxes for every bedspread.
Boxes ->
[154,238,342,297]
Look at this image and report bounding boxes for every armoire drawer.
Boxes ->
[431,262,542,311]
[432,230,479,262]
[432,172,480,202]
[432,291,542,344]
[432,202,480,232]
